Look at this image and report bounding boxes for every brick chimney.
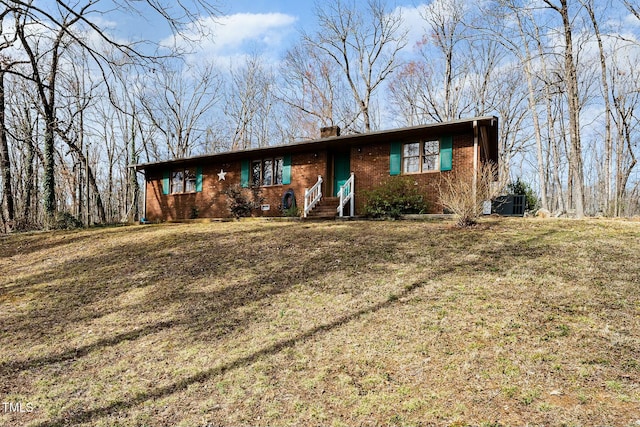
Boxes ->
[320,125,341,138]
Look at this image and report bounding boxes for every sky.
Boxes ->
[107,0,423,69]
[111,0,318,64]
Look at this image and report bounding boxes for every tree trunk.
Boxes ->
[558,0,585,217]
[129,115,139,222]
[535,25,565,213]
[43,111,56,226]
[583,0,612,215]
[515,13,549,210]
[23,128,35,223]
[0,70,15,224]
[61,135,106,223]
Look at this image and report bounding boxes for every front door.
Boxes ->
[333,151,351,196]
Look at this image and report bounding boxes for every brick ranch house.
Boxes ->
[135,116,499,220]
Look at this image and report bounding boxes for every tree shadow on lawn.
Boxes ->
[0,320,177,375]
[11,221,635,426]
[0,222,419,380]
[31,278,430,427]
[0,225,164,259]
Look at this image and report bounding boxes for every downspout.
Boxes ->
[473,120,479,204]
[135,168,146,222]
[142,169,146,222]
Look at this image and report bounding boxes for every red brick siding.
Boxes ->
[144,132,478,220]
[351,133,476,214]
[145,153,328,220]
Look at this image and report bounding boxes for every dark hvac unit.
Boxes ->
[492,195,525,216]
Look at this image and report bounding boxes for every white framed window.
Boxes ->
[251,158,284,187]
[402,140,440,174]
[171,168,197,193]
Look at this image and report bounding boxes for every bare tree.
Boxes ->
[225,54,276,150]
[11,6,80,226]
[0,64,14,224]
[418,0,473,122]
[303,0,407,132]
[279,42,353,138]
[1,0,221,228]
[55,49,108,224]
[109,62,146,222]
[140,61,222,159]
[610,54,639,216]
[5,75,41,227]
[388,61,432,127]
[483,2,550,210]
[623,0,640,21]
[542,0,585,218]
[491,64,531,184]
[581,0,614,214]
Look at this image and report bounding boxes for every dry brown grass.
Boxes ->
[1,218,639,426]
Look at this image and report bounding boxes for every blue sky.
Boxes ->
[107,0,423,68]
[110,0,319,64]
[220,0,315,21]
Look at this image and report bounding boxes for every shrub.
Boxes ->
[507,177,539,211]
[54,211,83,229]
[222,185,263,218]
[438,162,503,227]
[283,205,300,217]
[363,176,428,219]
[189,206,199,219]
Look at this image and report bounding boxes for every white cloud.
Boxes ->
[161,12,298,67]
[624,12,640,28]
[393,4,429,53]
[214,13,297,50]
[394,0,474,56]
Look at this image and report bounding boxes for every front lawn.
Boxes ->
[1,218,639,426]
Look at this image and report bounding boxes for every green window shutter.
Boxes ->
[195,166,203,192]
[162,170,170,195]
[440,136,453,171]
[240,160,250,188]
[390,142,402,176]
[282,154,292,185]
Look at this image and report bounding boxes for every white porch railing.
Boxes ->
[337,172,355,217]
[304,175,323,218]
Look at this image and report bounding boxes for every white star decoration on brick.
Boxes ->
[217,169,227,181]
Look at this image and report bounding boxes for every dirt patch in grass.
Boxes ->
[1,218,639,426]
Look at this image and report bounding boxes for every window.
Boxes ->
[402,140,440,174]
[171,167,197,193]
[422,140,439,171]
[274,158,284,184]
[185,168,197,192]
[263,159,273,186]
[171,170,184,193]
[250,158,284,187]
[403,143,420,173]
[251,160,261,187]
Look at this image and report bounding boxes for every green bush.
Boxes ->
[363,177,428,219]
[507,177,539,211]
[283,205,300,217]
